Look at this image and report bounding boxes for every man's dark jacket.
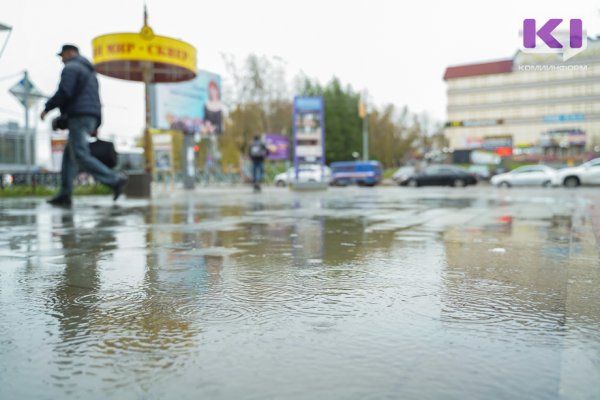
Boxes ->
[44,55,102,122]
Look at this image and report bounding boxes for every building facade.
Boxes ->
[0,121,35,172]
[444,38,600,162]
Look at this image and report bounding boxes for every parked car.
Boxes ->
[491,165,557,187]
[392,166,416,185]
[330,161,383,186]
[399,165,477,187]
[1,174,13,187]
[274,165,331,187]
[552,157,600,187]
[467,165,491,180]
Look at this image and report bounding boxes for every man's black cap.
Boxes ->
[57,44,79,56]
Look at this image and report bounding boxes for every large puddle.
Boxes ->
[0,187,599,399]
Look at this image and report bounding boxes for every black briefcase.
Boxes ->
[90,139,118,169]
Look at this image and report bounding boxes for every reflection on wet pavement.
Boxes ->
[0,187,599,399]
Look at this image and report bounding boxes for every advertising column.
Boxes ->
[293,96,326,188]
[151,132,175,183]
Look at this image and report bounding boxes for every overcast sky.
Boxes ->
[1,0,599,143]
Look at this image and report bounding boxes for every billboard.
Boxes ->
[293,96,324,164]
[152,133,174,172]
[264,134,289,161]
[151,70,222,135]
[50,134,68,172]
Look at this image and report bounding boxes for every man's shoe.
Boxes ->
[113,173,128,201]
[47,195,72,207]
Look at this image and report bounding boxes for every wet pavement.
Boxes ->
[0,186,599,400]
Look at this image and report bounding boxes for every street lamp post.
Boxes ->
[359,90,369,161]
[0,22,12,60]
[362,109,369,161]
[24,70,31,175]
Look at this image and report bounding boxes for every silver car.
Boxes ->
[552,158,600,187]
[274,166,332,187]
[491,165,556,187]
[392,166,416,185]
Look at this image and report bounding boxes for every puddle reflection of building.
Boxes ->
[440,211,600,394]
[441,214,600,330]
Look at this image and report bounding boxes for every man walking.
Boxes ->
[41,44,127,206]
[248,135,269,192]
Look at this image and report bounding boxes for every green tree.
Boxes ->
[220,55,443,169]
[222,54,292,150]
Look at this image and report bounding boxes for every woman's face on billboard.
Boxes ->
[209,84,220,101]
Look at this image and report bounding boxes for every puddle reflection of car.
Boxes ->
[491,165,556,187]
[399,165,477,187]
[552,157,600,187]
[274,165,332,187]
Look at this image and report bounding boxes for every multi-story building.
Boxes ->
[0,121,35,172]
[443,38,600,163]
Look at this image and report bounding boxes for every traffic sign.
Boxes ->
[9,75,45,107]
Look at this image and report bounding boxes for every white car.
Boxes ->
[1,174,13,187]
[392,166,416,184]
[552,158,600,187]
[491,165,556,187]
[274,165,332,187]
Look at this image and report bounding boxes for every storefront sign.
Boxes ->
[495,147,513,157]
[465,137,484,149]
[446,119,503,128]
[483,136,513,150]
[93,26,196,74]
[92,25,197,84]
[462,119,504,127]
[543,114,585,123]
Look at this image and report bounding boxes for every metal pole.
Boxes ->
[143,63,152,174]
[24,70,31,176]
[0,23,12,61]
[182,132,195,190]
[137,61,153,198]
[143,8,151,174]
[362,106,369,161]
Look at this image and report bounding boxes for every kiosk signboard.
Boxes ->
[293,96,325,184]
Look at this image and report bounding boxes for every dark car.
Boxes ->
[399,165,477,187]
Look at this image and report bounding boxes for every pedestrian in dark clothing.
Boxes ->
[248,135,269,192]
[41,44,127,207]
